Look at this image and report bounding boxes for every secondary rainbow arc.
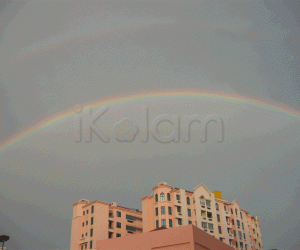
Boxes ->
[0,89,299,153]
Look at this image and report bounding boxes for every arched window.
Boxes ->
[187,197,190,205]
[200,196,205,206]
[216,203,219,211]
[155,194,158,202]
[167,193,170,201]
[160,192,165,201]
[91,205,94,213]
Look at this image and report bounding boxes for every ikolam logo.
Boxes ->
[74,105,224,143]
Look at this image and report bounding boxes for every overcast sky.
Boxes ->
[0,1,300,249]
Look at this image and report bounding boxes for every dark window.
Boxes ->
[81,245,83,250]
[231,209,233,214]
[86,221,88,225]
[117,211,121,217]
[85,243,87,249]
[126,225,136,232]
[161,206,165,215]
[161,219,166,227]
[168,207,172,215]
[126,214,136,221]
[155,194,158,202]
[156,207,158,216]
[188,208,191,217]
[117,222,121,228]
[242,223,244,230]
[167,193,171,201]
[218,226,222,234]
[177,206,181,213]
[234,230,236,236]
[237,220,240,227]
[169,219,172,227]
[160,192,165,201]
[187,197,190,205]
[206,200,211,207]
[224,206,227,211]
[91,217,93,225]
[116,233,121,237]
[178,218,182,225]
[83,211,85,215]
[87,210,89,214]
[216,203,219,211]
[82,234,84,238]
[176,194,180,200]
[108,232,113,238]
[240,212,243,219]
[188,220,192,224]
[217,214,220,222]
[89,240,92,249]
[156,220,159,228]
[82,222,84,227]
[91,206,94,213]
[232,219,234,225]
[90,228,93,237]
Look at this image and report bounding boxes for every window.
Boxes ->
[235,242,238,248]
[218,226,222,234]
[216,203,219,211]
[89,240,92,249]
[217,214,220,222]
[117,211,121,217]
[231,209,233,214]
[126,214,136,221]
[161,219,166,227]
[82,222,84,227]
[187,197,190,205]
[160,192,165,201]
[178,218,182,225]
[86,221,88,225]
[235,209,237,215]
[90,228,93,237]
[224,206,227,211]
[155,194,158,202]
[226,217,229,223]
[156,207,158,216]
[177,206,181,213]
[156,220,159,228]
[85,243,87,249]
[245,244,248,250]
[126,225,136,232]
[87,210,89,214]
[243,233,246,239]
[168,207,172,215]
[232,219,234,225]
[91,217,93,225]
[194,209,196,215]
[240,212,243,219]
[188,220,192,224]
[237,220,240,227]
[86,232,87,236]
[176,194,180,201]
[234,230,236,236]
[117,222,121,228]
[116,233,121,237]
[193,198,195,204]
[242,222,244,230]
[167,193,171,201]
[188,208,191,217]
[208,223,214,231]
[202,222,207,229]
[83,211,85,215]
[81,245,83,250]
[161,206,165,215]
[200,196,205,206]
[91,205,94,214]
[82,234,84,238]
[169,219,173,227]
[238,231,242,239]
[195,221,197,226]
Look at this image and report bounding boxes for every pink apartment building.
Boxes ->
[70,199,143,250]
[70,182,263,250]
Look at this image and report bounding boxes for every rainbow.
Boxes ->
[1,89,299,153]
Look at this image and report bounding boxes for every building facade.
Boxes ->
[70,182,263,250]
[96,224,234,250]
[141,182,263,250]
[70,199,142,250]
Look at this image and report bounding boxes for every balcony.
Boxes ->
[225,211,230,217]
[226,222,232,228]
[108,216,114,221]
[174,199,182,206]
[80,238,87,244]
[228,234,234,240]
[175,211,183,218]
[108,227,114,232]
